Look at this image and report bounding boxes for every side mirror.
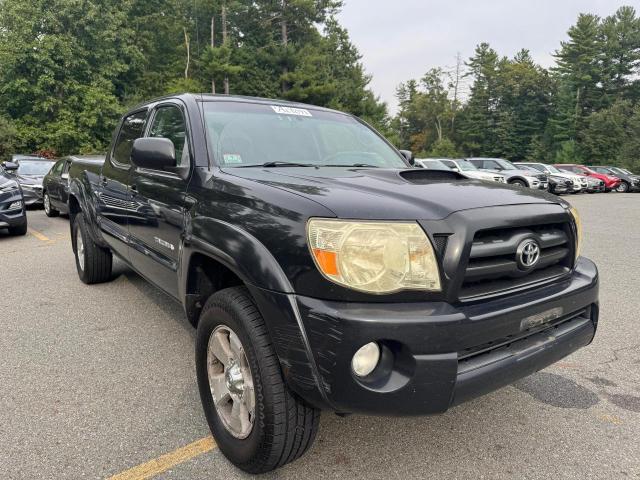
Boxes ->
[3,161,18,171]
[399,150,415,166]
[451,167,460,173]
[61,173,69,180]
[131,138,176,171]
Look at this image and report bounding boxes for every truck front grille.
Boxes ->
[459,223,573,300]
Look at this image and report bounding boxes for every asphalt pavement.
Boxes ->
[1,193,639,480]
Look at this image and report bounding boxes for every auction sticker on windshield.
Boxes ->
[271,106,312,117]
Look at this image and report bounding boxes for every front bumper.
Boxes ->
[20,186,43,205]
[255,257,598,415]
[0,191,27,228]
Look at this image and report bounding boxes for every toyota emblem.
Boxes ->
[516,239,540,269]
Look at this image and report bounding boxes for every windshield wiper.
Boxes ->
[323,163,379,168]
[238,161,316,168]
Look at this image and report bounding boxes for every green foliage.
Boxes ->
[0,116,18,161]
[0,0,385,156]
[428,138,459,158]
[396,6,640,171]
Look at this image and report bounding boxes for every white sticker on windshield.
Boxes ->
[271,105,312,117]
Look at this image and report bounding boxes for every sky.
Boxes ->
[337,0,633,113]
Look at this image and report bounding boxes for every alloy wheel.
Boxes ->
[207,325,255,439]
[76,226,85,271]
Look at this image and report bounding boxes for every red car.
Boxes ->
[555,164,621,192]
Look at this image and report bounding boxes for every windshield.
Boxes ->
[543,164,561,173]
[202,102,407,168]
[419,159,449,170]
[610,167,628,176]
[17,161,54,175]
[496,159,518,170]
[457,160,477,171]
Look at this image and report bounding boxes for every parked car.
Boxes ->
[467,157,548,189]
[1,157,56,205]
[0,168,27,235]
[515,162,586,193]
[417,158,506,183]
[43,155,105,217]
[555,164,621,192]
[515,164,570,195]
[588,166,640,193]
[608,166,637,177]
[545,176,571,195]
[583,176,606,193]
[67,94,598,473]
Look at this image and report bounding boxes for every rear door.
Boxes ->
[127,102,193,298]
[98,109,148,260]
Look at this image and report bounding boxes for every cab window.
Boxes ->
[148,105,190,167]
[113,110,148,165]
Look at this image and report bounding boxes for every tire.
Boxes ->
[616,182,629,193]
[196,286,320,473]
[43,192,59,217]
[72,213,113,284]
[510,179,526,188]
[8,220,27,236]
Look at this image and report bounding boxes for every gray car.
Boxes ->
[1,157,56,205]
[467,157,548,190]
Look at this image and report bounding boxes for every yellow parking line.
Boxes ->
[107,436,217,480]
[28,228,50,242]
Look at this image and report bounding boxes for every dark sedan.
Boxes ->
[548,175,572,195]
[0,170,27,235]
[43,155,104,217]
[1,157,55,205]
[589,166,640,193]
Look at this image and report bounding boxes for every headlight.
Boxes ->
[307,219,441,294]
[569,206,582,260]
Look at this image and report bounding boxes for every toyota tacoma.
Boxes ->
[66,94,599,473]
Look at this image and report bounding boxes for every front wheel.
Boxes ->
[43,192,59,217]
[72,213,113,284]
[196,287,320,473]
[510,179,527,188]
[616,182,629,193]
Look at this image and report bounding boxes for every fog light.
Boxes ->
[351,342,380,377]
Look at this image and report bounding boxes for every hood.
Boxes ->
[484,168,545,179]
[464,170,500,181]
[225,167,562,220]
[16,174,44,186]
[552,172,581,181]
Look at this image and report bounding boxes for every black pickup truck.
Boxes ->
[67,94,599,473]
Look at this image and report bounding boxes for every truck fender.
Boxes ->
[67,174,107,248]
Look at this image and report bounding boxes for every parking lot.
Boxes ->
[1,193,639,480]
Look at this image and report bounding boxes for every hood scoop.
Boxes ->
[398,169,465,184]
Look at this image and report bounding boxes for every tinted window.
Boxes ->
[203,102,406,168]
[113,110,147,165]
[149,105,189,167]
[441,160,456,169]
[52,160,65,175]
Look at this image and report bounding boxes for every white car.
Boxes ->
[416,158,506,183]
[515,162,586,193]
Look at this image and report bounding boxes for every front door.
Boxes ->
[127,102,192,298]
